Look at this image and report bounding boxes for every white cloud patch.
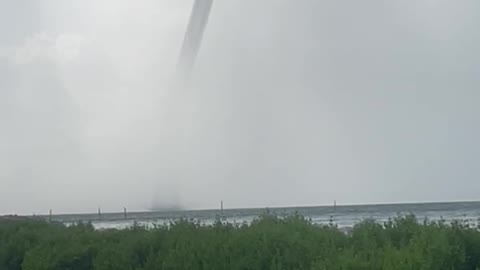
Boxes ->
[10,33,88,65]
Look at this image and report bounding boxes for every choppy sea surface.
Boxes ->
[50,201,480,230]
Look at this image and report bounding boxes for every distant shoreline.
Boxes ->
[4,199,479,218]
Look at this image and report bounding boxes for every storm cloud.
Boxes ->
[1,0,479,214]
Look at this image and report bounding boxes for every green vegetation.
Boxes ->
[1,214,480,270]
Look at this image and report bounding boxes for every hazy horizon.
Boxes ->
[1,0,479,215]
[20,199,480,217]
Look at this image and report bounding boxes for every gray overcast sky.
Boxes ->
[1,0,479,215]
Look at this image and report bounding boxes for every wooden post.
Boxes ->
[334,200,337,212]
[220,200,224,215]
[49,209,52,223]
[98,207,101,220]
[124,207,127,219]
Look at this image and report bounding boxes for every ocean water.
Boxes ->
[50,201,480,230]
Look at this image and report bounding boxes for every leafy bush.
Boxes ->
[1,214,480,269]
